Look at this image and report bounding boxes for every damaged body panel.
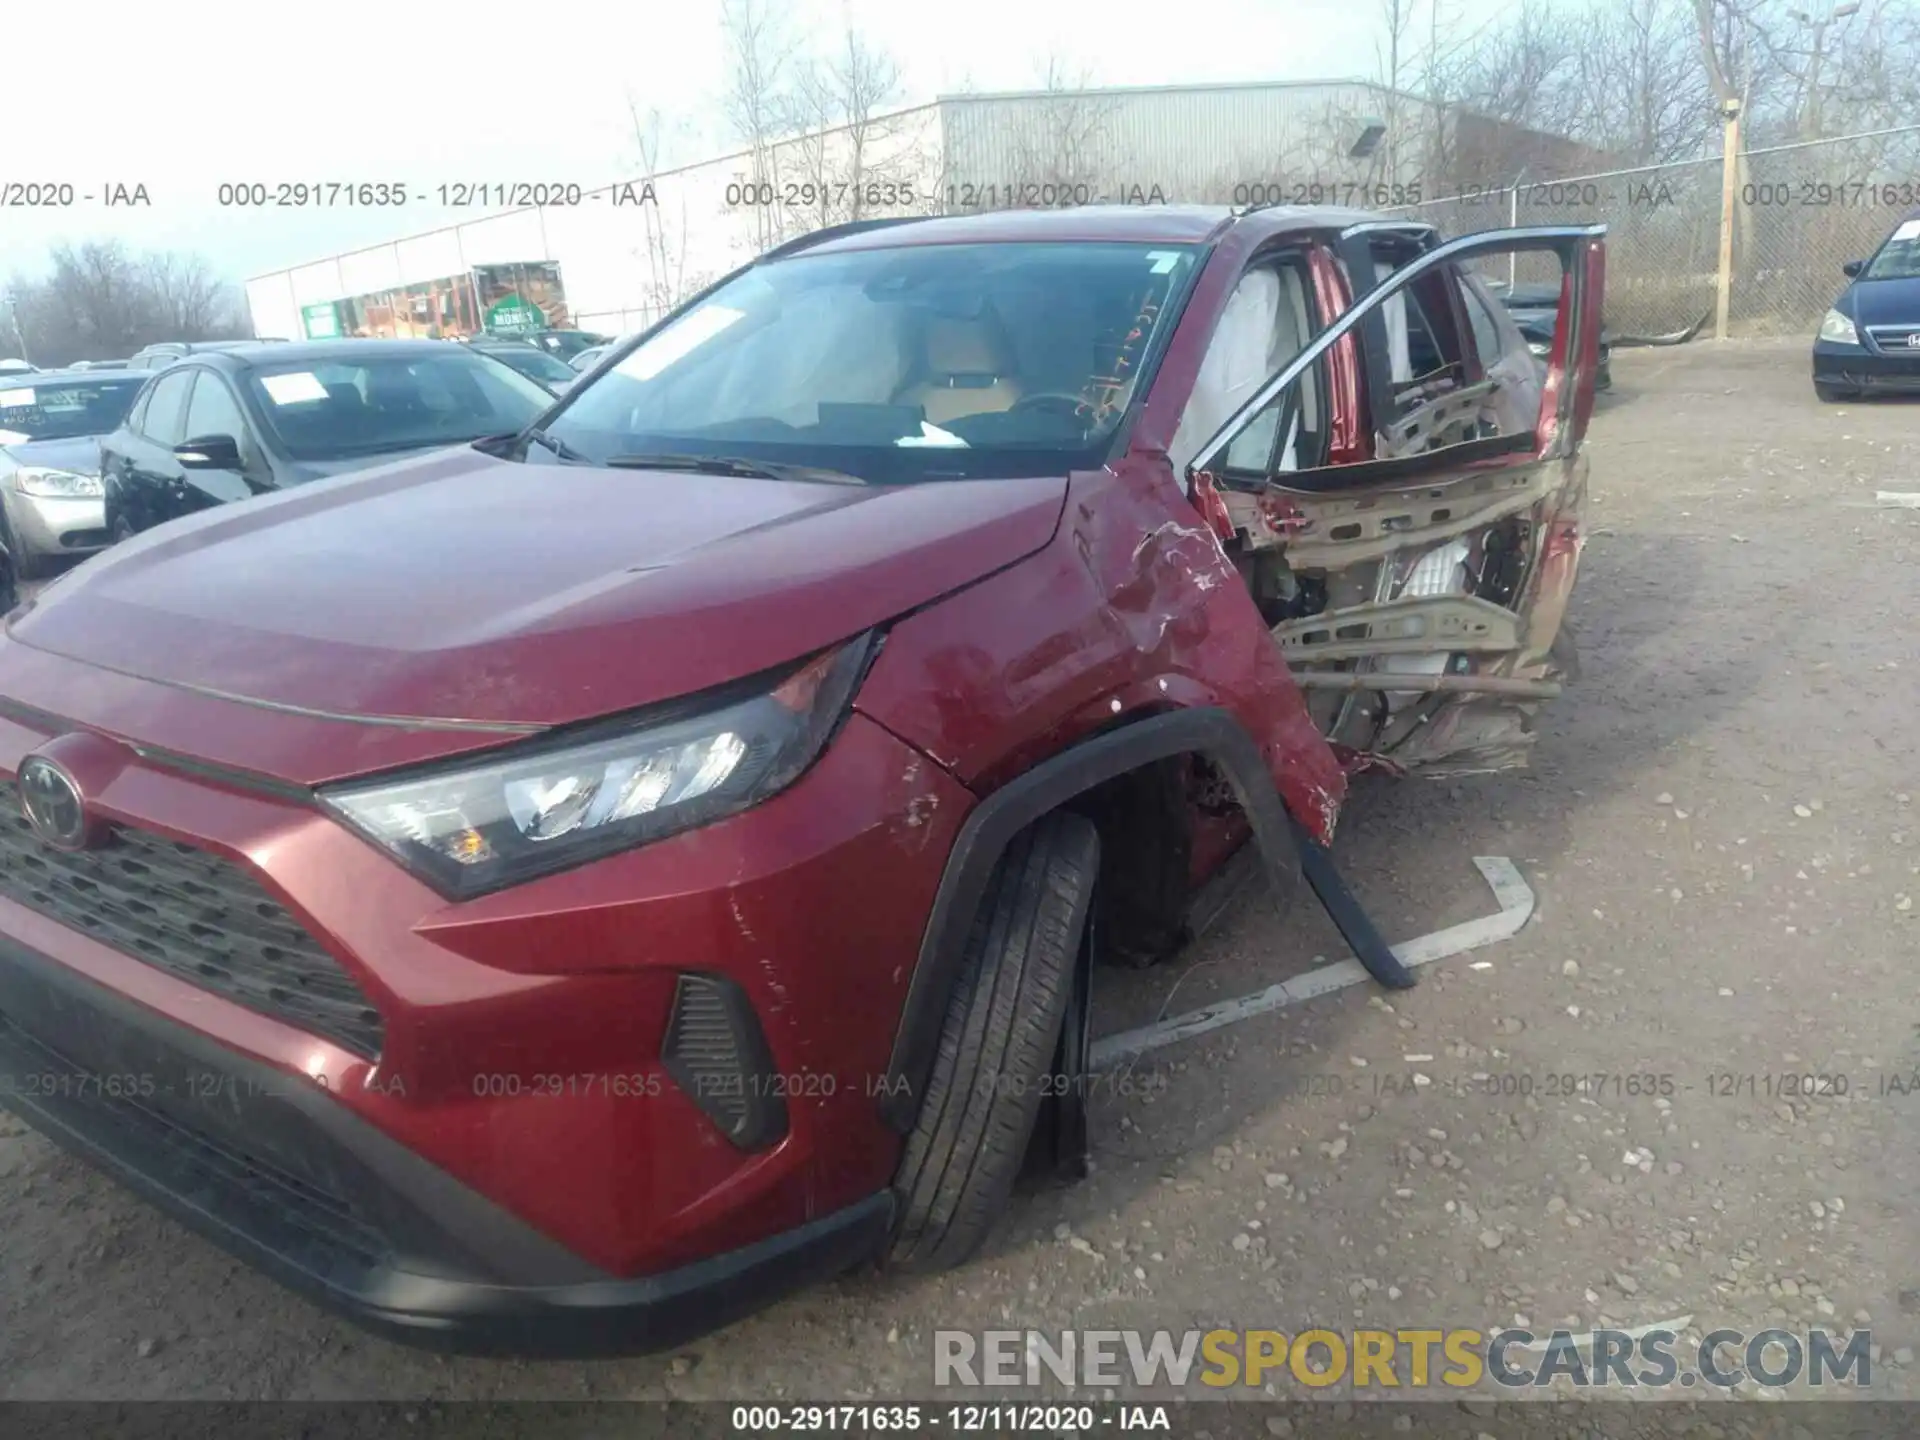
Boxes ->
[1182,221,1606,777]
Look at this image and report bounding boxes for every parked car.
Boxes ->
[522,327,611,362]
[129,339,289,371]
[568,342,611,372]
[99,338,554,539]
[466,337,582,394]
[0,358,35,375]
[0,207,1604,1357]
[1813,208,1920,401]
[68,359,132,371]
[1489,279,1612,390]
[0,368,148,576]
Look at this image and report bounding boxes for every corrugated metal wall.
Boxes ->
[936,82,1436,204]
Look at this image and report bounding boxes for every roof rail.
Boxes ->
[758,214,930,262]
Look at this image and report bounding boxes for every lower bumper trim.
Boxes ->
[0,926,894,1357]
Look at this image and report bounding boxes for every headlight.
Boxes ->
[14,467,104,498]
[1819,308,1859,345]
[320,632,879,898]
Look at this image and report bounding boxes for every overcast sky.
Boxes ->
[1,0,1510,285]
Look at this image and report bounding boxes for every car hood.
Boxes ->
[0,435,106,474]
[8,446,1069,726]
[1845,274,1920,327]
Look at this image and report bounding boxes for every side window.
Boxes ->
[140,370,195,446]
[1171,257,1324,479]
[1202,232,1590,490]
[1460,272,1537,376]
[183,372,250,446]
[1462,281,1503,365]
[124,383,153,434]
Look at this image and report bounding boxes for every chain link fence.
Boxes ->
[1386,123,1920,338]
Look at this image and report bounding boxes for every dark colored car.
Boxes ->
[99,339,554,539]
[467,338,582,394]
[1491,280,1612,390]
[522,328,611,362]
[0,207,1605,1357]
[0,369,148,575]
[1812,209,1920,401]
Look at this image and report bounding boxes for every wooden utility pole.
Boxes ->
[1715,97,1742,340]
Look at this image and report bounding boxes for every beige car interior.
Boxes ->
[893,312,1026,426]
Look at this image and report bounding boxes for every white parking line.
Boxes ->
[1089,856,1537,1069]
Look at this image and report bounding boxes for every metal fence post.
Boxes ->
[1715,101,1742,340]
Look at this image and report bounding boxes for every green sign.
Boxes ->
[301,302,341,340]
[484,293,546,334]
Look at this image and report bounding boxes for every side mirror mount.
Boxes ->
[175,433,243,470]
[1843,259,1865,278]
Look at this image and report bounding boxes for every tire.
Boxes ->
[1814,382,1855,403]
[0,513,51,581]
[888,810,1100,1271]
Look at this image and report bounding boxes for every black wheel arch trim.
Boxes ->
[877,705,1304,1134]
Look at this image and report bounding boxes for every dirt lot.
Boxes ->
[2,338,1917,1406]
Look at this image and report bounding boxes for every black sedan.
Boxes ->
[100,339,555,539]
[1812,210,1920,401]
[1489,281,1613,391]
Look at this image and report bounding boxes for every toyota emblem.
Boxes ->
[17,755,90,850]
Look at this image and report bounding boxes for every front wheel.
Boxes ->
[888,811,1100,1271]
[0,513,51,581]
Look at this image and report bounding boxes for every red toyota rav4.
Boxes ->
[0,206,1604,1356]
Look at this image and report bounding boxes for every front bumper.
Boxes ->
[2,488,108,559]
[0,928,894,1355]
[1812,340,1920,392]
[0,654,974,1353]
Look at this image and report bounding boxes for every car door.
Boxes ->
[1183,222,1606,776]
[176,368,273,513]
[109,367,196,534]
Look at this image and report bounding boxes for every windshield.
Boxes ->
[542,241,1202,481]
[487,346,578,384]
[1864,219,1920,281]
[0,376,146,442]
[242,350,553,462]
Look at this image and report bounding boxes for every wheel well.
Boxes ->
[1064,755,1195,968]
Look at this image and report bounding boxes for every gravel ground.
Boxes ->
[2,338,1917,1405]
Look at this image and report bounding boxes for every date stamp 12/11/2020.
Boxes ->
[5,1064,1913,1113]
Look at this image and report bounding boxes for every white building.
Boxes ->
[244,80,1605,342]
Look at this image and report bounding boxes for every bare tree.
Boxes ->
[718,0,803,249]
[993,54,1124,204]
[624,96,698,319]
[788,19,918,228]
[143,252,242,337]
[1576,0,1717,163]
[6,241,245,367]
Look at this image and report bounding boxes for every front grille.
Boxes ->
[1865,324,1920,353]
[0,785,384,1058]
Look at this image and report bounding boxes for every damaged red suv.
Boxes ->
[0,206,1604,1356]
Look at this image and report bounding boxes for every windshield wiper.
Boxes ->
[602,452,870,485]
[524,428,593,463]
